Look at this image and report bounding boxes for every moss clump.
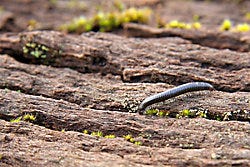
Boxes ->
[192,22,202,29]
[219,19,250,32]
[145,109,159,115]
[220,19,232,31]
[91,131,103,137]
[10,116,22,123]
[245,12,250,21]
[10,113,36,123]
[104,134,116,139]
[59,7,151,33]
[134,141,142,146]
[165,20,201,30]
[215,115,222,121]
[123,134,142,146]
[235,23,250,32]
[176,108,207,119]
[23,42,49,59]
[83,129,89,134]
[145,109,169,117]
[22,114,36,121]
[27,19,40,31]
[192,14,200,22]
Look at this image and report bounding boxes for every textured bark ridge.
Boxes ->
[0,30,249,166]
[124,23,250,52]
[0,31,249,92]
[0,1,250,165]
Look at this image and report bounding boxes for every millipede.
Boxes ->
[138,82,214,114]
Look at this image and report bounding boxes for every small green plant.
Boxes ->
[145,109,159,115]
[245,12,250,21]
[91,131,103,137]
[235,23,250,32]
[215,115,222,121]
[10,116,22,123]
[192,22,202,29]
[83,129,89,134]
[123,134,142,146]
[134,141,142,146]
[61,129,66,133]
[59,7,151,33]
[10,113,36,123]
[192,14,200,22]
[27,19,40,31]
[123,134,132,140]
[176,109,192,118]
[22,113,36,121]
[104,134,116,139]
[165,20,201,30]
[176,108,208,119]
[145,109,169,117]
[220,19,232,31]
[23,42,49,59]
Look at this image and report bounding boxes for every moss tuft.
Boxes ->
[59,7,151,33]
[104,134,116,139]
[220,19,232,31]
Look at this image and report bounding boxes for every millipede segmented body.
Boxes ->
[138,82,214,113]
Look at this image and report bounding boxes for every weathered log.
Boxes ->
[0,31,249,92]
[124,23,250,52]
[0,89,250,166]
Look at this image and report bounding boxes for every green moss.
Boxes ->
[104,134,116,139]
[145,109,159,115]
[215,115,222,121]
[177,108,207,119]
[59,6,151,33]
[220,19,232,31]
[22,114,36,122]
[23,42,50,59]
[83,129,89,134]
[134,141,142,146]
[123,134,132,140]
[235,23,250,32]
[165,20,201,30]
[10,113,36,123]
[145,109,169,117]
[113,0,125,11]
[91,131,103,137]
[123,134,142,146]
[192,22,201,29]
[10,116,22,123]
[245,12,250,21]
[192,14,200,22]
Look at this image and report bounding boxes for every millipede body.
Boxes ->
[138,82,214,113]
